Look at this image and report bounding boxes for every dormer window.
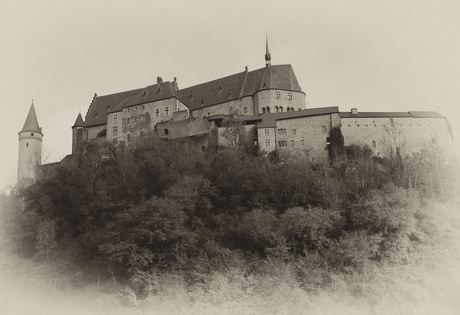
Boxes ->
[143,91,147,97]
[190,94,194,100]
[219,86,223,93]
[228,92,232,99]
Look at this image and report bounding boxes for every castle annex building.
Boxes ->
[18,45,455,184]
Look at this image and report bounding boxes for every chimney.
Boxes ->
[157,76,163,85]
[351,108,358,115]
[172,77,179,91]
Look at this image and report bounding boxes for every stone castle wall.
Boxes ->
[341,116,454,157]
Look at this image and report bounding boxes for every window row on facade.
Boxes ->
[275,91,292,100]
[261,106,300,114]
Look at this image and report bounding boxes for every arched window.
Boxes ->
[287,107,290,112]
[164,129,169,135]
[280,106,283,112]
[266,107,270,113]
[275,106,279,113]
[262,107,266,114]
[291,107,295,111]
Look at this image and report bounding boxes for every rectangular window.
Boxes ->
[265,139,270,147]
[275,91,281,99]
[155,109,159,117]
[127,118,130,124]
[300,140,305,145]
[287,93,292,100]
[140,131,144,137]
[277,128,286,134]
[113,126,118,136]
[265,129,270,137]
[290,140,295,146]
[114,114,118,123]
[244,107,248,113]
[165,107,169,115]
[292,129,296,134]
[127,134,131,142]
[278,141,288,147]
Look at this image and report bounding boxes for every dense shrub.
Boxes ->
[5,130,458,291]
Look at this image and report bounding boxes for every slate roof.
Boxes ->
[257,106,340,128]
[178,65,303,111]
[85,89,143,127]
[72,113,84,128]
[84,65,303,128]
[20,103,42,134]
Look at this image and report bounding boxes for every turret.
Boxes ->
[18,102,43,185]
[72,112,85,155]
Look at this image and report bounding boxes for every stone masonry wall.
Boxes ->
[341,117,454,157]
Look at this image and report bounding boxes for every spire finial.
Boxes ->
[265,33,271,67]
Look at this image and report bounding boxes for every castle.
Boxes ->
[18,42,455,184]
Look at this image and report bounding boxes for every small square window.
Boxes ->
[292,129,296,135]
[300,140,305,145]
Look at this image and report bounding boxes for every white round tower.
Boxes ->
[18,102,43,186]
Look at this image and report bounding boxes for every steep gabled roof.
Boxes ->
[84,64,303,126]
[178,71,247,111]
[85,88,143,127]
[125,81,178,108]
[20,103,42,134]
[178,65,303,111]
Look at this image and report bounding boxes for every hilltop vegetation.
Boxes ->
[1,130,459,313]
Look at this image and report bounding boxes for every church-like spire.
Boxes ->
[20,101,42,134]
[265,34,271,67]
[73,112,85,128]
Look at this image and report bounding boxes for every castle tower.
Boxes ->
[18,102,43,185]
[71,112,85,155]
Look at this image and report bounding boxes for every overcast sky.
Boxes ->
[1,0,460,190]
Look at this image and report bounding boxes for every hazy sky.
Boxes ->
[1,0,460,190]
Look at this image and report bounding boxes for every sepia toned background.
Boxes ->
[1,0,459,190]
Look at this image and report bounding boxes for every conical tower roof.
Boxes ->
[20,103,42,134]
[73,112,85,128]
